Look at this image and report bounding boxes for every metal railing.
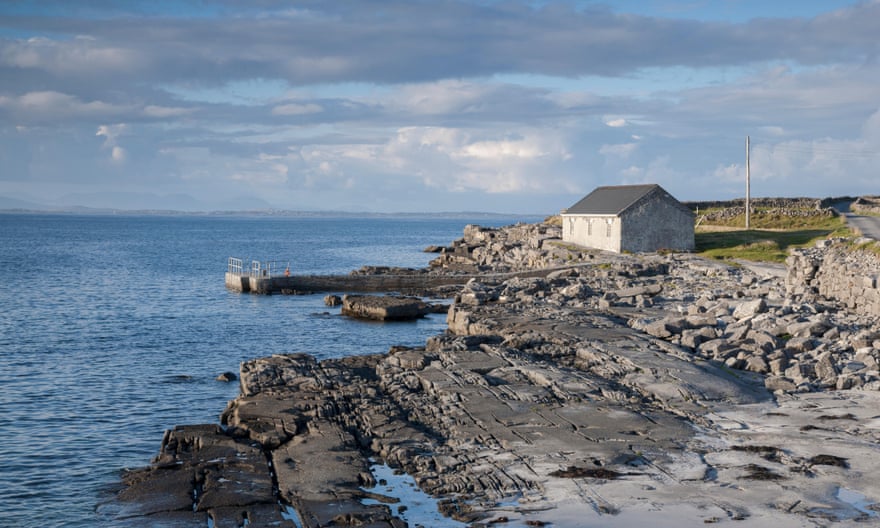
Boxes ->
[228,257,290,278]
[228,257,244,275]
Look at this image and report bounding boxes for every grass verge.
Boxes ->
[696,217,852,263]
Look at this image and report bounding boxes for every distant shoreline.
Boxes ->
[0,208,543,219]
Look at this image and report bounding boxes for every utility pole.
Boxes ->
[746,135,751,230]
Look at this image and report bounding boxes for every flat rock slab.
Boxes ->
[117,333,880,526]
[114,424,295,527]
[341,294,429,320]
[119,234,880,526]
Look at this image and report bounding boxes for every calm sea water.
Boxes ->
[0,212,537,528]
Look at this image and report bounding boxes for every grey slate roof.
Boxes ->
[564,184,661,215]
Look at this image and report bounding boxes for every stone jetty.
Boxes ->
[115,222,880,526]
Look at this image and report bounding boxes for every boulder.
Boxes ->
[324,294,343,307]
[786,320,830,338]
[341,295,429,321]
[784,336,815,354]
[814,352,838,382]
[680,327,718,349]
[733,298,767,320]
[764,376,797,392]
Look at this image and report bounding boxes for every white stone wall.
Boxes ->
[563,214,621,251]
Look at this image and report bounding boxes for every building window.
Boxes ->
[606,218,613,237]
[568,218,574,235]
[587,219,592,236]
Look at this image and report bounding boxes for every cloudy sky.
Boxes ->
[1,0,879,213]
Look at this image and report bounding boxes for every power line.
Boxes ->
[749,140,880,159]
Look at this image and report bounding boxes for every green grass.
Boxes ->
[846,237,880,258]
[544,214,563,226]
[696,217,852,263]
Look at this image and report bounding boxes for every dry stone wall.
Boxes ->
[688,197,831,211]
[786,239,880,316]
[687,197,838,224]
[851,196,880,215]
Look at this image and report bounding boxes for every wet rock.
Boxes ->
[216,371,238,382]
[115,424,294,526]
[341,294,430,321]
[324,294,342,306]
[120,219,880,526]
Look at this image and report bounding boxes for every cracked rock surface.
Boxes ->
[115,222,880,526]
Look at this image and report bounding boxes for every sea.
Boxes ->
[0,212,539,528]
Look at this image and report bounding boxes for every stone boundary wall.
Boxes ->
[687,197,839,224]
[686,196,855,211]
[786,240,880,316]
[852,196,880,215]
[687,197,826,211]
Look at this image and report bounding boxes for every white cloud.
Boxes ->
[281,56,352,79]
[459,139,544,160]
[389,126,463,154]
[639,155,682,184]
[4,2,880,210]
[546,91,601,109]
[272,102,323,116]
[863,108,880,140]
[0,92,192,124]
[96,124,128,163]
[286,126,577,195]
[0,91,122,119]
[391,80,491,114]
[111,146,127,163]
[758,126,785,137]
[143,105,193,118]
[96,124,127,143]
[622,166,643,178]
[713,163,742,183]
[1,36,138,76]
[387,127,574,193]
[753,138,876,183]
[229,163,288,184]
[599,142,638,159]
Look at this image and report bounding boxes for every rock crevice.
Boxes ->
[116,221,880,526]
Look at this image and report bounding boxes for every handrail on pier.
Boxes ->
[228,257,290,278]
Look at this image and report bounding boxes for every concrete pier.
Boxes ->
[224,257,578,294]
[224,270,478,294]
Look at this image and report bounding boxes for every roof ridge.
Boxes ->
[563,184,664,216]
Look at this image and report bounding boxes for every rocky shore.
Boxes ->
[115,221,880,527]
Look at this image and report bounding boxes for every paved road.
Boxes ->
[734,259,787,279]
[831,200,880,240]
[842,213,880,240]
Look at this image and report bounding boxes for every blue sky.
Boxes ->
[1,0,879,213]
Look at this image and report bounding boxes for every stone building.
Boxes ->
[561,184,694,253]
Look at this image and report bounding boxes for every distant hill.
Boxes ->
[0,194,536,218]
[0,195,56,211]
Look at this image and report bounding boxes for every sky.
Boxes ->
[1,0,879,213]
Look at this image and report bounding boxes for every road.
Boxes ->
[831,200,880,240]
[842,213,880,240]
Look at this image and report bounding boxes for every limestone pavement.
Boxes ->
[114,221,880,527]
